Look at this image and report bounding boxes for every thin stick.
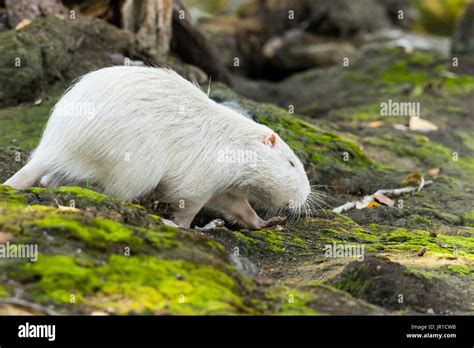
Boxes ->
[333,181,433,214]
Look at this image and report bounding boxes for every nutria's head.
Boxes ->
[245,128,311,215]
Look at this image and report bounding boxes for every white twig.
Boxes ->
[332,181,433,214]
[0,298,58,315]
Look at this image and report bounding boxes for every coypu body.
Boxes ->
[4,67,311,228]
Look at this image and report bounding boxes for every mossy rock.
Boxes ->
[0,202,248,314]
[0,186,241,314]
[0,16,135,105]
[329,256,471,314]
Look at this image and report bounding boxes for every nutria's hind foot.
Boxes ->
[162,218,179,228]
[40,174,61,188]
[3,162,43,190]
[171,199,208,229]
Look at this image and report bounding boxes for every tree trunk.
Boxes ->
[452,1,474,55]
[122,0,173,57]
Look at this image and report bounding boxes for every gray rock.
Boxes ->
[263,30,356,70]
[229,253,258,278]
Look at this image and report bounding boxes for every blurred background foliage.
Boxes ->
[412,0,469,35]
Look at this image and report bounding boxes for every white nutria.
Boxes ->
[4,66,311,229]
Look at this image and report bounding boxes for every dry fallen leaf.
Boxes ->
[409,116,438,133]
[373,193,395,207]
[401,171,423,186]
[15,18,32,30]
[366,200,381,208]
[0,232,15,244]
[368,121,384,128]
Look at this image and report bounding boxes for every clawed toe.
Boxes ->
[262,216,286,228]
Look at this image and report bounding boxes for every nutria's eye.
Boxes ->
[289,160,295,167]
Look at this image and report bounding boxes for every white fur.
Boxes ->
[4,67,310,225]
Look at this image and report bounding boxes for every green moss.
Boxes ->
[289,237,307,249]
[233,229,287,254]
[142,227,178,249]
[443,74,474,94]
[12,255,101,303]
[50,186,108,202]
[0,205,179,255]
[184,0,232,15]
[446,264,473,277]
[255,104,374,169]
[33,215,143,250]
[464,210,474,219]
[438,234,474,250]
[379,53,474,96]
[234,231,259,255]
[250,229,285,253]
[366,225,474,259]
[366,134,455,169]
[0,185,27,207]
[0,98,58,149]
[381,61,428,86]
[447,105,463,114]
[349,111,380,122]
[12,254,250,314]
[0,285,10,298]
[407,215,433,227]
[262,287,319,315]
[407,51,436,66]
[96,255,246,314]
[454,157,474,177]
[331,276,368,298]
[29,186,108,203]
[27,186,158,218]
[414,207,462,225]
[206,240,226,252]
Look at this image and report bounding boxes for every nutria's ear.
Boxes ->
[263,132,277,148]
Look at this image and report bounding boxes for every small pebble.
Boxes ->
[417,247,429,257]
